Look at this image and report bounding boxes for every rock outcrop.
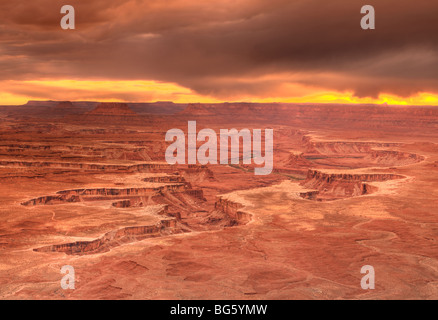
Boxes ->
[34,219,178,255]
[215,197,251,225]
[77,102,144,124]
[300,169,404,200]
[86,103,137,116]
[21,183,205,206]
[178,103,438,130]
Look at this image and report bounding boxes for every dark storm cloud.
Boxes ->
[1,0,438,98]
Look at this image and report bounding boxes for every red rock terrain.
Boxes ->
[0,101,437,299]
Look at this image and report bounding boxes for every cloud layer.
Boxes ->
[1,0,438,101]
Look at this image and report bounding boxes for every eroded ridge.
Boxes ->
[34,217,178,255]
[24,169,252,255]
[214,197,252,225]
[21,184,200,206]
[301,169,405,201]
[1,101,437,299]
[302,138,425,168]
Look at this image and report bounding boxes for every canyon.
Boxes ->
[165,121,273,175]
[0,101,437,299]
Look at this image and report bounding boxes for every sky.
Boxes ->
[1,0,438,105]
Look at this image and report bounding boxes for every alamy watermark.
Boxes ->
[59,5,376,31]
[60,5,75,30]
[60,265,75,290]
[361,265,375,290]
[165,121,273,175]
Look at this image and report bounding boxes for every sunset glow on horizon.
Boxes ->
[1,79,438,106]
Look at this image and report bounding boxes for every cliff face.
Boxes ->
[364,150,424,166]
[305,169,404,182]
[143,175,185,183]
[1,161,212,175]
[21,194,80,206]
[285,153,312,167]
[21,183,205,206]
[301,169,404,200]
[214,197,251,224]
[34,219,178,255]
[304,140,398,154]
[0,143,153,161]
[112,200,133,208]
[0,160,131,171]
[303,140,424,167]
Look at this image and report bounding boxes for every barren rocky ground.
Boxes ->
[0,101,437,299]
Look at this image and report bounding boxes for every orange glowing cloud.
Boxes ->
[255,92,438,106]
[1,0,438,105]
[0,80,221,105]
[1,79,437,106]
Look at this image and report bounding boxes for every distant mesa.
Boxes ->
[179,103,216,116]
[23,100,59,108]
[49,101,83,117]
[179,102,282,117]
[6,100,90,119]
[54,101,74,110]
[3,100,186,121]
[129,101,187,115]
[75,102,143,124]
[87,103,138,116]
